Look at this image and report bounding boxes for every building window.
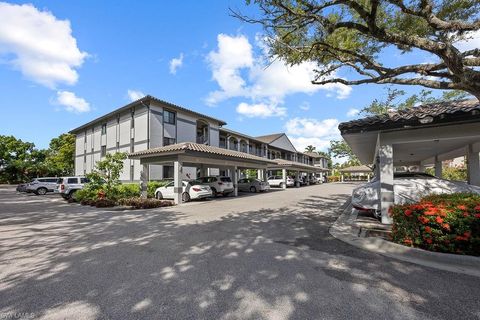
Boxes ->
[164,110,175,125]
[131,110,135,128]
[163,166,174,179]
[101,145,106,157]
[130,165,134,181]
[163,137,176,146]
[101,123,107,135]
[130,138,134,152]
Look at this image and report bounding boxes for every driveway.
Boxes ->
[0,183,479,320]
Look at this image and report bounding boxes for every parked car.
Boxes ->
[55,176,89,199]
[352,172,480,219]
[268,175,295,188]
[155,180,212,202]
[25,177,59,195]
[16,183,27,193]
[238,178,270,193]
[198,176,234,196]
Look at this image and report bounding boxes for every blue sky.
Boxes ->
[0,1,476,151]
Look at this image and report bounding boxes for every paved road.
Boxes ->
[0,184,479,320]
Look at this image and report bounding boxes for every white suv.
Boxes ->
[55,176,89,199]
[26,177,59,195]
[198,176,234,196]
[268,175,295,188]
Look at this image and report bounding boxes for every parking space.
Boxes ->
[2,183,480,319]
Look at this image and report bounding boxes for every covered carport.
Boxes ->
[339,99,480,224]
[129,142,276,204]
[339,165,372,182]
[267,159,323,189]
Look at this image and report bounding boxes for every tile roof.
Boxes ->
[270,159,323,171]
[338,165,372,173]
[339,99,480,134]
[129,142,277,163]
[254,133,285,144]
[70,95,226,133]
[302,151,325,159]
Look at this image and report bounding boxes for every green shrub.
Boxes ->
[75,187,100,203]
[390,193,480,256]
[115,183,141,199]
[147,180,171,198]
[118,197,174,209]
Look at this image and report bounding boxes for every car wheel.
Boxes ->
[156,192,163,200]
[70,190,78,201]
[211,187,217,197]
[373,209,382,220]
[279,182,285,188]
[36,187,48,195]
[182,192,190,202]
[249,186,257,193]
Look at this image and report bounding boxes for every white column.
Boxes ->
[367,173,371,182]
[236,138,240,151]
[246,141,250,154]
[295,171,300,188]
[467,144,480,186]
[233,166,238,196]
[378,141,394,224]
[434,155,442,178]
[173,160,182,205]
[140,163,148,198]
[262,169,268,182]
[341,174,344,182]
[265,145,269,158]
[257,169,262,180]
[226,137,230,150]
[282,168,287,189]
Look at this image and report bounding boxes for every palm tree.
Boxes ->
[305,145,316,153]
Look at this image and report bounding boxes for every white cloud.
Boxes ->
[455,30,480,52]
[285,117,341,151]
[55,91,90,113]
[169,53,184,74]
[346,108,360,117]
[236,102,287,118]
[299,102,310,111]
[206,34,253,104]
[0,2,88,88]
[205,34,351,112]
[127,89,145,101]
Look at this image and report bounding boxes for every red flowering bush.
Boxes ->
[390,193,480,256]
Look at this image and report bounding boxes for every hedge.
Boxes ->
[390,193,480,256]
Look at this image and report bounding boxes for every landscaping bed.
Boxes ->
[390,193,480,256]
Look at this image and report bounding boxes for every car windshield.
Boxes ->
[56,178,63,184]
[220,177,232,182]
[188,179,204,185]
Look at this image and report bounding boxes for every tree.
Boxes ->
[361,87,471,115]
[305,145,316,152]
[329,139,361,165]
[236,0,480,100]
[87,152,127,198]
[0,135,45,183]
[44,133,75,176]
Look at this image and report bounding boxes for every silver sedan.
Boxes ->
[238,178,270,193]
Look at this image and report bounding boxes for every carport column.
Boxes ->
[467,143,480,186]
[173,160,183,205]
[295,171,300,188]
[233,166,239,196]
[140,163,148,198]
[378,137,394,225]
[262,169,268,183]
[434,155,442,178]
[281,168,287,190]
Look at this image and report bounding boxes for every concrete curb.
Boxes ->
[329,199,480,278]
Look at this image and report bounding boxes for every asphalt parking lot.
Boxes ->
[1,183,479,320]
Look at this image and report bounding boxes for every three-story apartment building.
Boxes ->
[70,95,329,181]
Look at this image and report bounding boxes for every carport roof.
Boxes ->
[129,142,277,163]
[339,165,372,173]
[339,99,480,134]
[269,159,325,172]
